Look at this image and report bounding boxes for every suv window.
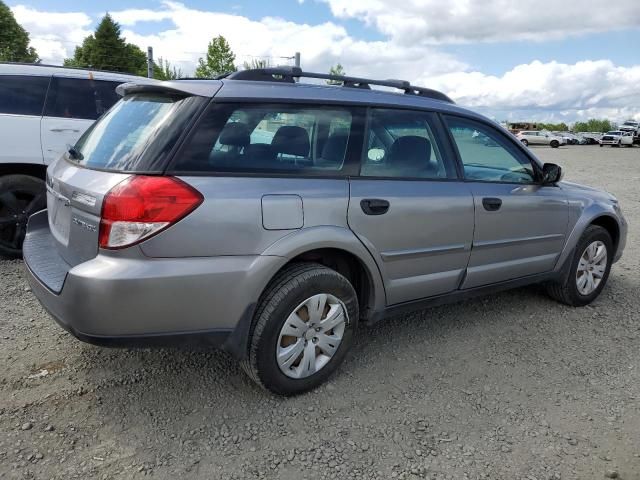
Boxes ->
[445,116,536,184]
[44,77,122,120]
[0,75,49,116]
[173,103,355,174]
[72,93,205,172]
[361,109,454,179]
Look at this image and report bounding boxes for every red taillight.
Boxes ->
[99,176,203,249]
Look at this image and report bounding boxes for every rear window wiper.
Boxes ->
[67,145,84,161]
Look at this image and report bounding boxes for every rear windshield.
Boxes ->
[70,93,205,172]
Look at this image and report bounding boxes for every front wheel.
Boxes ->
[550,140,559,148]
[242,263,359,395]
[0,175,47,258]
[520,139,529,147]
[546,225,613,307]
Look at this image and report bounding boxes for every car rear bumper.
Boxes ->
[23,210,282,355]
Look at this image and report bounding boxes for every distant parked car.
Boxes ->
[618,121,640,145]
[0,62,151,257]
[553,132,579,145]
[599,130,634,147]
[581,132,602,145]
[516,130,563,148]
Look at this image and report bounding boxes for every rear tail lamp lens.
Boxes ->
[99,176,203,249]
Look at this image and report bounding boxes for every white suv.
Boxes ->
[0,63,150,256]
[516,131,563,148]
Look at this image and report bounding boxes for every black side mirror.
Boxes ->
[542,163,563,184]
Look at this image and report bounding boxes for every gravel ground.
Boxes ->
[1,145,639,480]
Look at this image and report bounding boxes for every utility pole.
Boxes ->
[294,52,301,68]
[147,46,154,78]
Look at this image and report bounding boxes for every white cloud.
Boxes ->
[321,0,640,45]
[11,5,93,64]
[8,1,640,122]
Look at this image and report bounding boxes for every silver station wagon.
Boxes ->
[23,67,627,395]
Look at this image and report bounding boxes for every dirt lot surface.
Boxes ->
[1,145,639,480]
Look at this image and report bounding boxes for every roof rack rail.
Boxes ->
[226,67,454,103]
[0,61,142,77]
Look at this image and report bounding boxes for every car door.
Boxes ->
[348,108,474,305]
[0,74,49,166]
[41,76,122,165]
[444,115,569,289]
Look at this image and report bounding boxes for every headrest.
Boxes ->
[271,126,310,157]
[219,122,250,147]
[389,136,432,168]
[321,133,349,164]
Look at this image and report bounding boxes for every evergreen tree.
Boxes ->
[327,63,345,85]
[195,36,236,78]
[0,1,39,62]
[64,14,147,75]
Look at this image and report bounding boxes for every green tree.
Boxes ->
[327,63,345,85]
[195,35,236,78]
[0,1,39,62]
[242,57,271,70]
[154,57,182,80]
[64,14,147,75]
[573,119,614,133]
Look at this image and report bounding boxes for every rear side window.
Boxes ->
[0,75,49,116]
[71,93,206,172]
[172,103,356,174]
[44,77,122,120]
[361,108,455,179]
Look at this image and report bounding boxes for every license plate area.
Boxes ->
[47,187,72,246]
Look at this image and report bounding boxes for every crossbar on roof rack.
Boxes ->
[225,67,454,103]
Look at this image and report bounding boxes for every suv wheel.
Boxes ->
[242,263,358,395]
[550,140,559,148]
[0,175,46,258]
[520,139,529,147]
[546,225,613,307]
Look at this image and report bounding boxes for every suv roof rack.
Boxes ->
[224,67,454,104]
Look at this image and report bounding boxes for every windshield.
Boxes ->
[71,93,205,172]
[607,131,622,135]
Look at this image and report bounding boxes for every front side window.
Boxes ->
[172,103,355,174]
[445,116,537,184]
[44,77,122,120]
[361,108,454,179]
[0,75,49,116]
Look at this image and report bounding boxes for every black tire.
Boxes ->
[241,262,359,396]
[550,140,559,148]
[0,175,46,258]
[599,144,604,147]
[520,139,529,147]
[546,225,613,307]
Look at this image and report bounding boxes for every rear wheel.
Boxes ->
[546,225,613,307]
[550,140,559,148]
[520,139,529,147]
[0,175,46,258]
[241,263,358,395]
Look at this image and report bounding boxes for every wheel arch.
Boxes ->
[261,226,386,317]
[555,210,622,276]
[0,163,47,180]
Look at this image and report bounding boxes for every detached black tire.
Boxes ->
[0,175,46,258]
[546,225,613,307]
[241,263,358,396]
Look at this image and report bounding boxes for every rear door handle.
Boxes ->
[482,197,502,211]
[361,199,390,216]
